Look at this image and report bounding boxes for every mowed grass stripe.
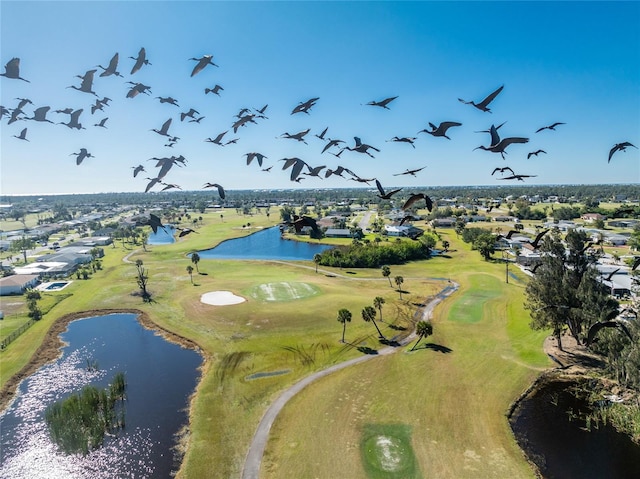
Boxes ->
[249,282,320,302]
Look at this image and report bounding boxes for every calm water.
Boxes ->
[510,378,640,479]
[0,313,202,479]
[198,226,332,260]
[147,225,176,245]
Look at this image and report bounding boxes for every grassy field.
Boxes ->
[1,210,553,478]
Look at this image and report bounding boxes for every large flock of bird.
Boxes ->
[2,52,637,217]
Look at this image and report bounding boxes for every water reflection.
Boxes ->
[199,226,332,260]
[0,313,201,478]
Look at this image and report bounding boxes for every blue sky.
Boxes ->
[1,1,639,196]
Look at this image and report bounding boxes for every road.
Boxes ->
[241,280,459,479]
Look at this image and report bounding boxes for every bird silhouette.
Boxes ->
[393,166,426,177]
[161,182,182,191]
[365,96,398,109]
[151,118,173,137]
[302,165,326,178]
[71,148,93,165]
[94,117,108,128]
[148,213,166,233]
[315,126,329,140]
[13,128,28,141]
[343,137,380,158]
[491,166,515,176]
[58,109,84,129]
[535,122,565,133]
[608,142,637,163]
[418,121,462,139]
[189,115,205,123]
[1,58,29,82]
[527,149,546,159]
[176,227,199,238]
[474,137,529,159]
[585,320,632,347]
[232,114,257,133]
[402,193,433,212]
[96,53,123,77]
[245,152,268,167]
[68,69,98,96]
[132,165,145,177]
[129,47,151,74]
[287,215,320,235]
[321,138,345,154]
[203,182,225,199]
[291,97,319,115]
[458,85,503,112]
[15,97,32,110]
[126,82,152,98]
[375,180,402,199]
[529,229,549,248]
[280,157,309,181]
[190,55,218,76]
[205,131,228,146]
[156,96,180,106]
[497,174,537,182]
[601,268,621,282]
[205,84,224,95]
[387,136,417,148]
[279,129,311,144]
[144,177,162,193]
[632,257,640,271]
[28,106,54,123]
[7,108,24,125]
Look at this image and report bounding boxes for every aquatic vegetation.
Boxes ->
[44,372,126,454]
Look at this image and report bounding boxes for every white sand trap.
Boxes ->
[201,291,246,306]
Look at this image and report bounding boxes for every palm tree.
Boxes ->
[313,253,322,273]
[373,296,386,322]
[411,320,433,351]
[394,275,404,299]
[337,308,352,343]
[381,265,392,286]
[191,252,201,273]
[186,265,194,284]
[362,305,386,339]
[441,240,450,252]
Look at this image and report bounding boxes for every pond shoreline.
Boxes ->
[0,308,204,413]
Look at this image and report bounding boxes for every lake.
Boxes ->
[510,377,640,479]
[0,313,202,479]
[198,226,333,260]
[147,224,176,244]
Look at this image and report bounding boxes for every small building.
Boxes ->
[0,274,40,295]
[13,261,77,278]
[324,228,353,238]
[430,217,456,228]
[581,213,606,223]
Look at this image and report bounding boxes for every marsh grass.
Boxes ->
[45,372,126,455]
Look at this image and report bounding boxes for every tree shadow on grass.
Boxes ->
[357,346,379,355]
[420,342,453,353]
[198,272,208,276]
[379,338,401,347]
[388,323,407,331]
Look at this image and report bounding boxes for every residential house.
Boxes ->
[0,274,40,295]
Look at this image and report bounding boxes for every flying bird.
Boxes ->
[96,53,123,77]
[279,129,311,144]
[151,118,173,137]
[402,193,434,212]
[291,97,319,115]
[132,165,145,177]
[126,82,152,98]
[491,166,515,176]
[418,121,462,139]
[321,138,345,154]
[529,229,549,248]
[176,227,198,238]
[58,109,84,130]
[393,166,426,177]
[190,55,218,76]
[13,127,28,141]
[245,152,268,167]
[585,320,632,347]
[280,157,309,181]
[28,106,54,123]
[148,213,166,234]
[70,148,93,165]
[601,268,621,282]
[365,96,398,109]
[129,47,151,74]
[497,174,537,181]
[375,180,402,200]
[474,137,529,159]
[156,96,180,106]
[535,122,565,133]
[608,142,637,163]
[1,58,29,82]
[205,85,224,95]
[68,69,98,96]
[315,126,329,140]
[527,149,547,159]
[94,117,108,128]
[203,182,225,199]
[343,137,380,158]
[387,136,417,148]
[205,131,228,146]
[458,85,504,113]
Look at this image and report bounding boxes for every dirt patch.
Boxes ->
[0,308,202,412]
[542,333,606,372]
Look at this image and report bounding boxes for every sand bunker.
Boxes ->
[200,291,246,306]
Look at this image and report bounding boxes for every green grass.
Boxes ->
[246,282,321,302]
[447,273,502,323]
[360,424,420,479]
[1,211,560,478]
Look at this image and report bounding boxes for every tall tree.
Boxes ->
[472,232,496,261]
[337,308,352,343]
[191,252,201,273]
[411,320,433,351]
[394,275,404,299]
[135,259,151,302]
[362,305,385,339]
[381,265,392,286]
[313,253,322,273]
[373,296,386,322]
[186,265,194,284]
[11,236,35,264]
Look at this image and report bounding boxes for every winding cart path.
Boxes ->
[241,281,459,479]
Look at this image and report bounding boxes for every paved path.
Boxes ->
[241,281,459,479]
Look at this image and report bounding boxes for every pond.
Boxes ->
[147,224,176,245]
[0,313,202,478]
[198,226,332,260]
[510,377,640,479]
